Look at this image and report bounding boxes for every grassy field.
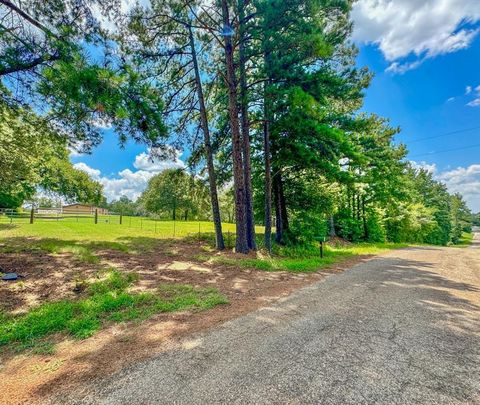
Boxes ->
[0,214,240,239]
[196,241,408,273]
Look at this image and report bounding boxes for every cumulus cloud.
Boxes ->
[73,162,101,179]
[133,149,185,172]
[410,160,437,174]
[73,149,185,201]
[437,164,480,211]
[91,0,151,32]
[411,160,480,211]
[352,0,480,73]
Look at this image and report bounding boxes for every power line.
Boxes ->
[409,142,480,158]
[405,125,480,144]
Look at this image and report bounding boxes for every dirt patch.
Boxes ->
[0,240,374,404]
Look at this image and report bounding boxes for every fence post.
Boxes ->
[30,208,34,224]
[94,209,98,224]
[119,212,123,225]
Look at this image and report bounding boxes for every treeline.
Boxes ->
[0,1,473,252]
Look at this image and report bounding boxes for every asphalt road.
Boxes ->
[63,236,480,405]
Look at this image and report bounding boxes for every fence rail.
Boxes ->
[0,208,122,224]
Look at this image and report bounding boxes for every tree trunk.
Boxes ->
[273,170,288,244]
[357,194,361,221]
[263,80,272,253]
[221,0,249,253]
[329,215,336,238]
[352,191,356,220]
[188,25,225,250]
[362,196,368,240]
[237,0,256,251]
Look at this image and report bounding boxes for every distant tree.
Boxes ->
[141,169,209,220]
[108,196,141,216]
[473,213,480,227]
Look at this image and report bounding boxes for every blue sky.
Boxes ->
[358,41,480,170]
[73,0,480,211]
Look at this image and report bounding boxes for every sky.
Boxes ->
[72,0,480,211]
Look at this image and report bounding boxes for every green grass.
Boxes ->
[452,232,474,248]
[0,219,249,263]
[0,270,227,353]
[0,216,244,241]
[203,242,408,273]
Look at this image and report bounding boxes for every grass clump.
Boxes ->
[452,232,473,248]
[0,270,227,352]
[207,241,407,273]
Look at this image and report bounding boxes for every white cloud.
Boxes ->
[73,150,185,201]
[467,98,480,107]
[446,97,456,103]
[133,149,185,172]
[410,160,437,174]
[352,0,480,73]
[91,0,151,32]
[73,162,101,179]
[465,84,480,106]
[411,161,480,211]
[68,148,84,158]
[437,164,480,211]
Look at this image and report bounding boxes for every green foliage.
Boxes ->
[285,213,328,246]
[107,196,143,216]
[141,169,210,220]
[0,102,104,207]
[0,1,168,153]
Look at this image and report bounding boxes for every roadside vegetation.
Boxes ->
[0,269,227,353]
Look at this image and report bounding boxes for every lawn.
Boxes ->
[0,214,241,241]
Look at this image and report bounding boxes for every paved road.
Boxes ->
[63,237,480,405]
